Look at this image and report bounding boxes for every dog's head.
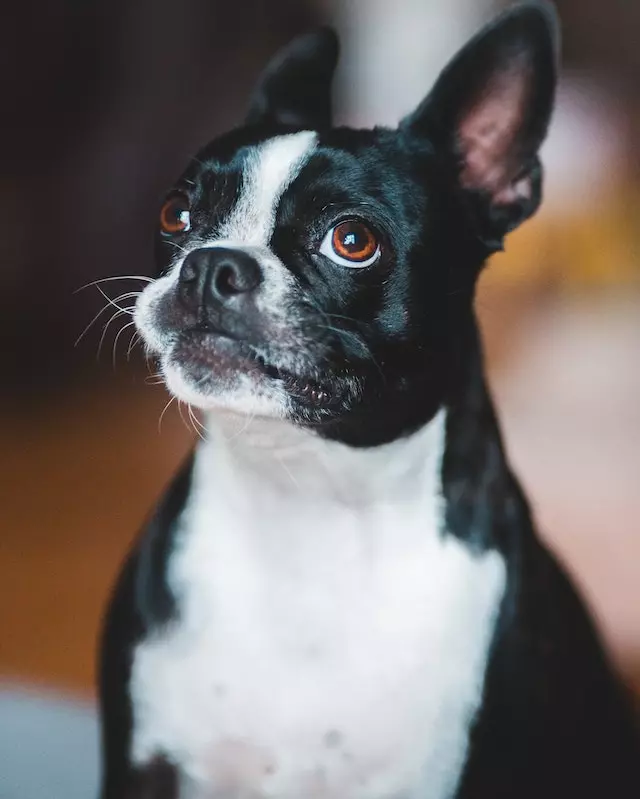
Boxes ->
[135,3,558,446]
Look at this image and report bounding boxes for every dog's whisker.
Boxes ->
[275,453,300,490]
[100,289,141,310]
[108,290,143,304]
[188,405,206,442]
[145,374,166,385]
[146,355,159,376]
[97,307,135,359]
[95,285,139,315]
[76,291,139,348]
[126,330,143,361]
[324,311,364,326]
[193,371,216,389]
[77,292,139,352]
[74,275,153,294]
[177,400,196,438]
[112,320,137,369]
[75,303,116,348]
[188,405,207,434]
[158,396,176,433]
[165,240,190,255]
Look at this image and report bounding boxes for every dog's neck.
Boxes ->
[198,408,447,508]
[193,322,503,511]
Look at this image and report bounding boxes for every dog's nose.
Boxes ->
[178,247,262,312]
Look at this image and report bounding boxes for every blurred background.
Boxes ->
[1,1,639,796]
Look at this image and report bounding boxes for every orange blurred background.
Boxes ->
[1,2,639,796]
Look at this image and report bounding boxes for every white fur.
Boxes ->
[134,132,318,415]
[130,411,506,799]
[163,368,291,420]
[217,131,317,245]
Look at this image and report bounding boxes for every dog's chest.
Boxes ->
[130,430,505,799]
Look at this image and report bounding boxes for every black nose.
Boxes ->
[178,247,262,313]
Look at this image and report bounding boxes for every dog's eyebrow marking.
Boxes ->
[218,131,317,247]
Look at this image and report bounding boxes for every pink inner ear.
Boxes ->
[458,65,533,205]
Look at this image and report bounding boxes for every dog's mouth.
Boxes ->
[169,329,337,407]
[257,357,333,405]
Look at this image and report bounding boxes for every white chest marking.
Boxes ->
[130,412,506,799]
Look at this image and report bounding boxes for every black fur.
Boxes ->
[99,4,640,797]
[98,457,193,798]
[246,27,339,130]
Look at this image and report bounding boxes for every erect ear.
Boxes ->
[245,28,339,130]
[401,2,559,249]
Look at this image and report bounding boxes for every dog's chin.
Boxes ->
[158,331,345,419]
[162,361,289,417]
[160,335,286,417]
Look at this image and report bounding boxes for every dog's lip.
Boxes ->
[173,328,336,405]
[175,328,259,370]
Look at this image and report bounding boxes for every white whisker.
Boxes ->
[76,290,139,348]
[112,320,137,369]
[75,303,115,347]
[188,405,207,434]
[95,286,139,314]
[276,453,300,490]
[165,240,190,255]
[177,400,194,437]
[98,307,135,359]
[188,405,206,442]
[127,330,142,361]
[158,396,176,433]
[74,275,153,294]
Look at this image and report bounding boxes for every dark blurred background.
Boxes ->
[1,1,639,796]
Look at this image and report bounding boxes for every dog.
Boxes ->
[98,3,640,797]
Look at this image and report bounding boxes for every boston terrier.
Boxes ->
[98,3,640,798]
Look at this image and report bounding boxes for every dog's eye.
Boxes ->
[160,193,191,235]
[319,220,381,268]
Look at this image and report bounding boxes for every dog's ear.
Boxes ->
[246,28,339,130]
[401,3,559,248]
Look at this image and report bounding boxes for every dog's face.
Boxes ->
[135,5,558,446]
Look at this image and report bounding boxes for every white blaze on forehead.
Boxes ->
[218,131,317,246]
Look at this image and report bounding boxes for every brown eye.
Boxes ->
[332,220,378,261]
[320,220,381,268]
[160,192,191,235]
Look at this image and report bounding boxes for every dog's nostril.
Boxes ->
[215,263,243,296]
[180,259,198,283]
[212,258,260,298]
